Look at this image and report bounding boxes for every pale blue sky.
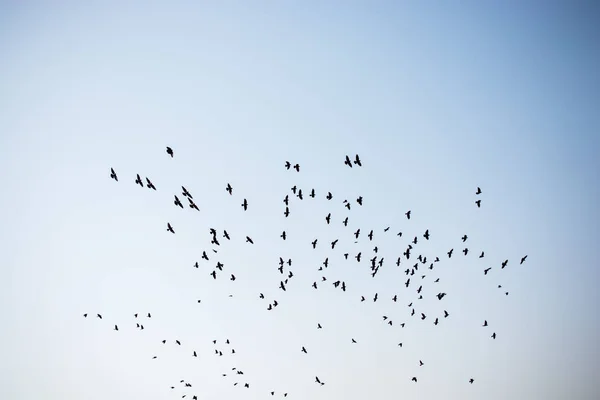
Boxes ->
[1,2,599,400]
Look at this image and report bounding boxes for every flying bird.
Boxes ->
[344,155,353,167]
[110,168,118,181]
[241,199,248,211]
[354,154,362,166]
[166,146,173,157]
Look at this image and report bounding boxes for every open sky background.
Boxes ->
[1,2,599,400]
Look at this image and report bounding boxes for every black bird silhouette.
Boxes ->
[354,154,362,166]
[357,196,363,205]
[520,255,528,264]
[315,376,324,385]
[166,146,173,157]
[135,174,143,186]
[114,325,118,331]
[476,187,481,195]
[444,310,449,318]
[230,274,236,281]
[280,231,286,240]
[293,163,300,172]
[317,323,322,329]
[423,229,430,240]
[491,332,496,339]
[484,267,491,275]
[312,239,318,249]
[479,251,485,258]
[469,378,475,384]
[174,195,183,208]
[462,234,468,242]
[167,223,175,234]
[284,207,290,217]
[502,259,508,269]
[331,239,338,249]
[351,338,357,343]
[412,377,417,382]
[146,177,156,190]
[285,161,291,170]
[463,248,469,255]
[226,183,233,195]
[246,236,254,244]
[310,188,315,198]
[223,230,230,240]
[344,155,353,167]
[182,186,192,199]
[301,346,307,353]
[325,213,331,224]
[419,360,424,366]
[421,313,426,320]
[475,199,481,208]
[483,320,488,327]
[405,210,411,219]
[110,168,118,181]
[241,199,248,211]
[447,249,454,258]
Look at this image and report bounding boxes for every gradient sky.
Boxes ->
[1,2,599,400]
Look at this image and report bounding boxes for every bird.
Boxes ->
[325,213,331,224]
[462,234,468,242]
[469,378,475,384]
[491,332,496,339]
[520,255,528,264]
[354,154,362,166]
[114,325,118,331]
[412,377,417,382]
[167,223,175,234]
[484,267,491,275]
[145,177,156,190]
[405,210,411,219]
[423,229,430,240]
[245,236,254,244]
[344,155,353,167]
[483,320,488,327]
[476,187,481,194]
[241,199,248,211]
[293,163,300,172]
[134,174,143,186]
[280,231,287,240]
[174,195,183,208]
[166,146,173,157]
[110,168,118,181]
[475,199,481,207]
[285,161,291,169]
[226,183,233,195]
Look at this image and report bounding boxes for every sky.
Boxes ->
[1,1,599,399]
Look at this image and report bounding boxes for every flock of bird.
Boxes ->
[94,146,529,398]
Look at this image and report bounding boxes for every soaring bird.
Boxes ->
[146,177,156,190]
[166,146,173,157]
[167,223,175,234]
[475,199,481,208]
[354,154,362,166]
[135,174,143,186]
[110,168,118,181]
[285,161,291,170]
[241,199,248,211]
[476,187,481,195]
[405,210,411,219]
[520,255,528,264]
[174,195,183,208]
[344,155,353,167]
[226,183,233,195]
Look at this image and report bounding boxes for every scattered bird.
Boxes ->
[166,146,173,157]
[110,168,118,181]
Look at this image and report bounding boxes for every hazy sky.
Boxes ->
[1,2,599,400]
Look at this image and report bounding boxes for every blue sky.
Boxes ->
[1,2,598,399]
